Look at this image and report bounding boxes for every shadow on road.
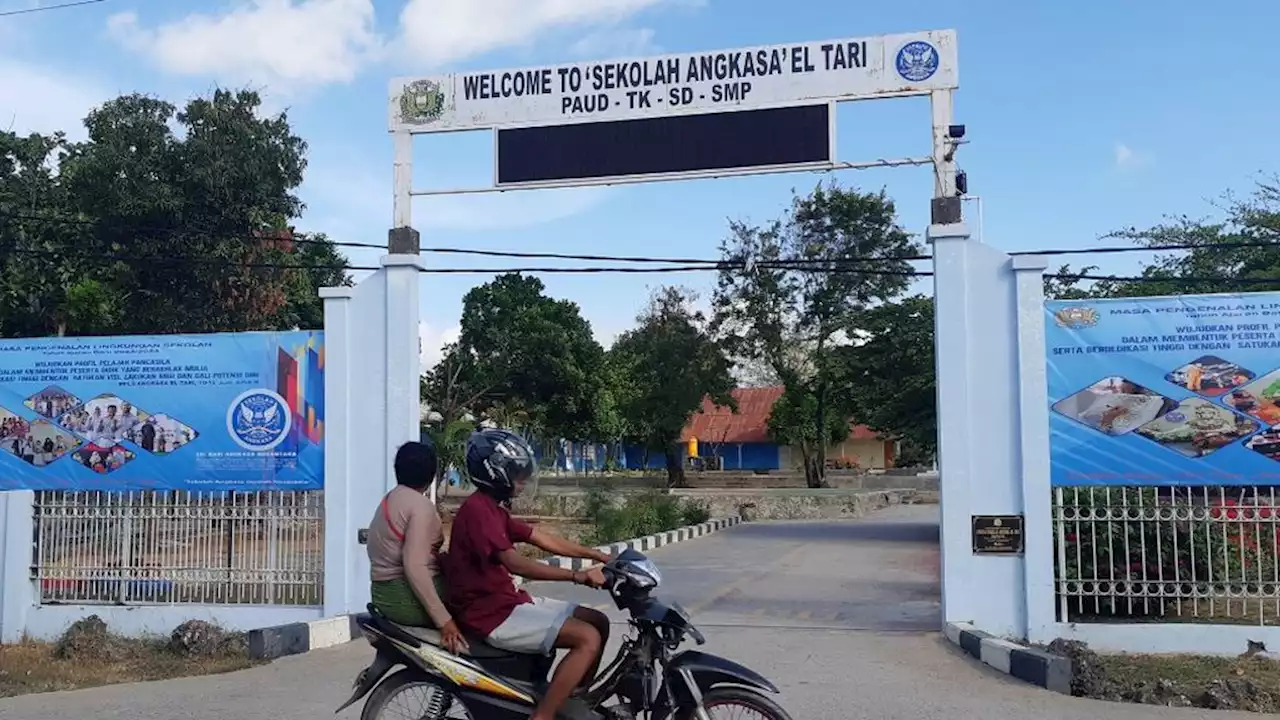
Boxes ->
[736,519,940,545]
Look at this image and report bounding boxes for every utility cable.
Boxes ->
[7,209,1278,267]
[0,0,106,17]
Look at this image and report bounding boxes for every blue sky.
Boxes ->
[2,0,1277,369]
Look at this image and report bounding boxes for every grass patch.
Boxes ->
[0,616,259,698]
[580,488,711,546]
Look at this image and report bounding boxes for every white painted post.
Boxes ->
[392,132,413,230]
[0,490,36,643]
[932,224,1029,638]
[382,255,425,496]
[1012,255,1055,642]
[929,89,957,199]
[930,221,975,627]
[320,286,354,618]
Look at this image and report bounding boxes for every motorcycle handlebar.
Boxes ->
[600,565,618,586]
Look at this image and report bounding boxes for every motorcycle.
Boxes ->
[336,548,793,720]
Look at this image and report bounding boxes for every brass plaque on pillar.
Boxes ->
[971,515,1024,555]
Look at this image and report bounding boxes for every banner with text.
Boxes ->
[0,331,324,491]
[389,30,958,133]
[1047,294,1280,487]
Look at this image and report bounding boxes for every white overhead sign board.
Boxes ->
[389,30,957,134]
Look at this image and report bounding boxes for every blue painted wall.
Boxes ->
[621,442,781,471]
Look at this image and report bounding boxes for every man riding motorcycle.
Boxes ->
[366,440,468,653]
[444,428,612,720]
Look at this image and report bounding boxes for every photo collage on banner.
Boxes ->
[1046,294,1280,486]
[0,331,324,491]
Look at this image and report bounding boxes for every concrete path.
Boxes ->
[0,504,1252,719]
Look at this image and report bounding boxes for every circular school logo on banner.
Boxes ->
[895,41,940,83]
[227,389,291,452]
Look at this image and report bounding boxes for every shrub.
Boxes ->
[582,490,711,546]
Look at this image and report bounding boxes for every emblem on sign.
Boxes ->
[895,41,939,83]
[227,389,292,452]
[400,79,446,124]
[1054,306,1100,329]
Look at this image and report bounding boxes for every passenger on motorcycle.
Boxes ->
[444,428,612,720]
[366,440,469,654]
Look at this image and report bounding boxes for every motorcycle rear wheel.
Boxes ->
[681,686,794,720]
[361,669,471,720]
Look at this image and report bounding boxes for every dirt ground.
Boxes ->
[1050,639,1280,712]
[0,632,257,698]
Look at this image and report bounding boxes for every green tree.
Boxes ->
[455,273,605,440]
[421,416,474,497]
[588,359,632,469]
[1048,179,1280,299]
[0,89,350,338]
[836,295,937,465]
[713,180,921,486]
[610,287,735,487]
[766,384,849,476]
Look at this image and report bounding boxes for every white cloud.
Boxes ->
[419,321,460,373]
[1114,142,1148,171]
[569,27,659,59]
[0,58,108,139]
[106,0,382,91]
[109,0,677,90]
[395,0,668,68]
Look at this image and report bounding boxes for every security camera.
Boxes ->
[948,124,966,139]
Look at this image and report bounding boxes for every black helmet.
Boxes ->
[465,428,535,501]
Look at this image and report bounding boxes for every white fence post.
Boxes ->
[382,254,425,495]
[1012,255,1055,642]
[320,286,354,618]
[0,490,35,642]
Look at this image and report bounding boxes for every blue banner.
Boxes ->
[1047,294,1280,486]
[0,331,324,491]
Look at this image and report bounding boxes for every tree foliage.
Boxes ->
[609,287,735,487]
[766,384,849,472]
[713,180,921,486]
[1048,179,1280,299]
[432,273,605,442]
[0,89,351,338]
[836,295,937,465]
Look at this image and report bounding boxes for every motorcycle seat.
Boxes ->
[359,605,523,660]
[395,623,515,660]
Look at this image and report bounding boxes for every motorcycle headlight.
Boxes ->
[624,557,662,588]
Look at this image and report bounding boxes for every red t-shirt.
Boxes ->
[444,492,535,636]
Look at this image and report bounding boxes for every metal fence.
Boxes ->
[31,490,324,606]
[1054,485,1280,625]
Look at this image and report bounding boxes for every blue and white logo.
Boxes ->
[895,40,940,83]
[1165,412,1186,423]
[227,389,291,452]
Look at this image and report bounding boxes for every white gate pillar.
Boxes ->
[319,250,422,618]
[931,221,1026,638]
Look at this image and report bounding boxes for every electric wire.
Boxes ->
[2,209,1277,284]
[5,210,1277,269]
[0,0,106,18]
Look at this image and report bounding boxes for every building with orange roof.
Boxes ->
[624,386,895,471]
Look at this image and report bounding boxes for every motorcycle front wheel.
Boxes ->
[680,686,795,720]
[361,668,471,720]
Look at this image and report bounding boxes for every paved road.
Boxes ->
[0,504,1254,719]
